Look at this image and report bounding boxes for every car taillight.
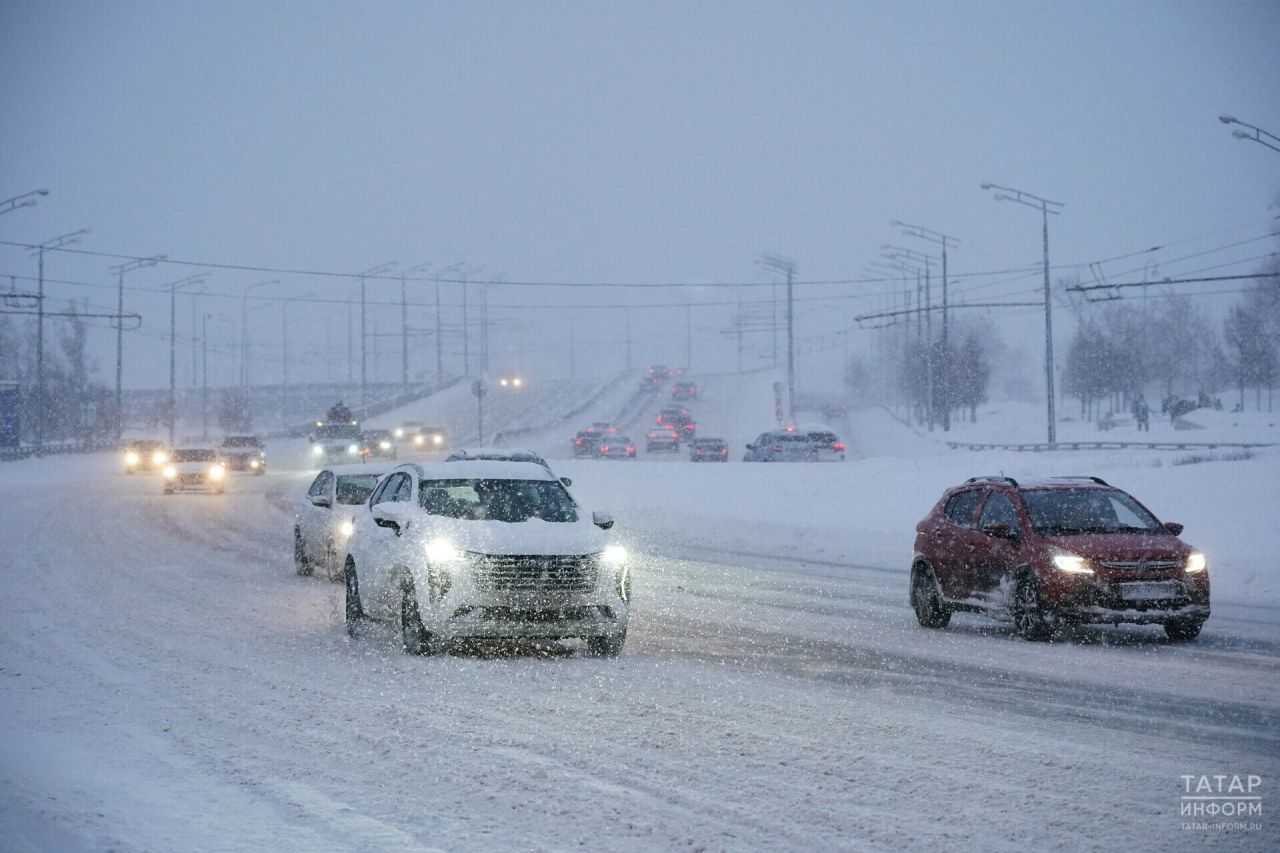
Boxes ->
[720,448,728,454]
[600,445,610,452]
[833,442,845,450]
[626,445,634,452]
[574,438,582,445]
[772,444,782,453]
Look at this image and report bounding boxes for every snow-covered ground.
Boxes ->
[2,381,1277,850]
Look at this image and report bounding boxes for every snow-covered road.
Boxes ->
[3,447,1276,851]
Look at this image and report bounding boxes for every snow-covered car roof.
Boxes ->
[404,460,558,482]
[445,447,550,467]
[321,463,394,477]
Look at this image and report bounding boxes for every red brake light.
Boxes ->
[626,445,634,452]
[720,448,728,454]
[833,442,845,450]
[600,445,609,452]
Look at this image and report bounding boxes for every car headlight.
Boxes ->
[1050,548,1093,575]
[153,451,168,465]
[209,465,225,481]
[125,451,140,465]
[312,445,323,456]
[379,441,390,450]
[339,519,355,539]
[432,434,443,445]
[1185,551,1207,574]
[425,538,462,565]
[602,545,627,564]
[162,465,177,479]
[347,444,359,455]
[414,435,425,445]
[250,459,260,468]
[394,428,404,438]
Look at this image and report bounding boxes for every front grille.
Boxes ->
[1099,560,1183,571]
[472,554,598,593]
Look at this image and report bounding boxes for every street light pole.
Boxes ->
[982,182,1064,445]
[0,188,49,216]
[357,262,397,410]
[893,222,959,431]
[165,274,207,447]
[882,246,937,430]
[107,254,164,440]
[281,292,315,428]
[32,229,89,454]
[240,279,279,388]
[1219,114,1280,154]
[757,254,797,421]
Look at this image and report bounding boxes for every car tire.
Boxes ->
[1013,573,1053,641]
[911,563,951,629]
[586,631,626,657]
[344,560,363,635]
[294,527,313,576]
[1164,617,1205,642]
[400,579,444,656]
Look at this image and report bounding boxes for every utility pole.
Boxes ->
[684,297,692,372]
[282,292,314,428]
[982,182,1064,444]
[201,313,210,439]
[358,262,397,411]
[568,312,576,380]
[33,229,89,454]
[346,297,354,384]
[480,279,490,374]
[400,273,409,393]
[757,254,796,421]
[240,279,278,388]
[893,222,959,431]
[108,254,163,441]
[435,278,443,385]
[882,245,937,430]
[624,310,633,371]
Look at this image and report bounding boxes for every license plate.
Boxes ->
[1120,581,1181,601]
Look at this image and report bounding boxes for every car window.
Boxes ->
[173,449,217,462]
[368,475,395,506]
[391,474,413,502]
[419,478,578,522]
[978,491,1021,534]
[335,474,379,505]
[308,471,333,498]
[944,490,982,527]
[1022,488,1162,534]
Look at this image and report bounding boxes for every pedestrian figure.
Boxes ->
[1134,395,1150,432]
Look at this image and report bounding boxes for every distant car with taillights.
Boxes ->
[689,437,729,461]
[743,430,815,462]
[341,460,630,657]
[162,447,227,494]
[123,439,169,474]
[671,381,698,401]
[910,475,1210,642]
[295,463,391,581]
[219,434,267,474]
[360,429,398,460]
[657,406,697,439]
[646,427,681,453]
[796,425,846,461]
[597,436,636,459]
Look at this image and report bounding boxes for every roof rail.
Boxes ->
[1050,475,1110,486]
[965,475,1019,487]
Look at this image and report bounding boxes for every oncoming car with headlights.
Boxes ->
[123,439,169,474]
[295,464,391,581]
[310,420,363,464]
[162,447,227,495]
[910,476,1210,641]
[342,461,630,656]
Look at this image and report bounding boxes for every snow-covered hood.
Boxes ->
[1045,531,1190,563]
[173,460,221,474]
[416,515,608,557]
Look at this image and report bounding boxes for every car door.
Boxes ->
[971,490,1025,600]
[366,472,416,615]
[929,488,984,600]
[301,471,334,559]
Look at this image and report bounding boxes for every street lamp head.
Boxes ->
[37,189,50,196]
[1219,114,1237,125]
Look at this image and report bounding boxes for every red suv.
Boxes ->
[910,476,1209,641]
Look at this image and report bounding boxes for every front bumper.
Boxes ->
[1043,571,1210,625]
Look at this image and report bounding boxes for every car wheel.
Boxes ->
[294,527,313,576]
[586,631,626,657]
[1013,573,1052,641]
[344,560,363,635]
[400,579,444,655]
[1164,617,1205,642]
[911,563,951,629]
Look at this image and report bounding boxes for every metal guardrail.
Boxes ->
[1,439,122,462]
[947,440,1275,452]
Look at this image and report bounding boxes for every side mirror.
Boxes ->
[560,476,573,488]
[1164,521,1184,536]
[372,504,403,535]
[745,443,754,451]
[309,494,331,508]
[593,511,614,530]
[982,521,1016,540]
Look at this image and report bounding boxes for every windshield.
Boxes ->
[1022,488,1163,534]
[316,424,360,440]
[173,450,217,463]
[418,478,578,523]
[222,436,261,448]
[335,474,381,505]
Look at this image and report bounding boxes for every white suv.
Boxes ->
[342,460,630,656]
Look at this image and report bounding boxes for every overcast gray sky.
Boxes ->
[2,0,1278,389]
